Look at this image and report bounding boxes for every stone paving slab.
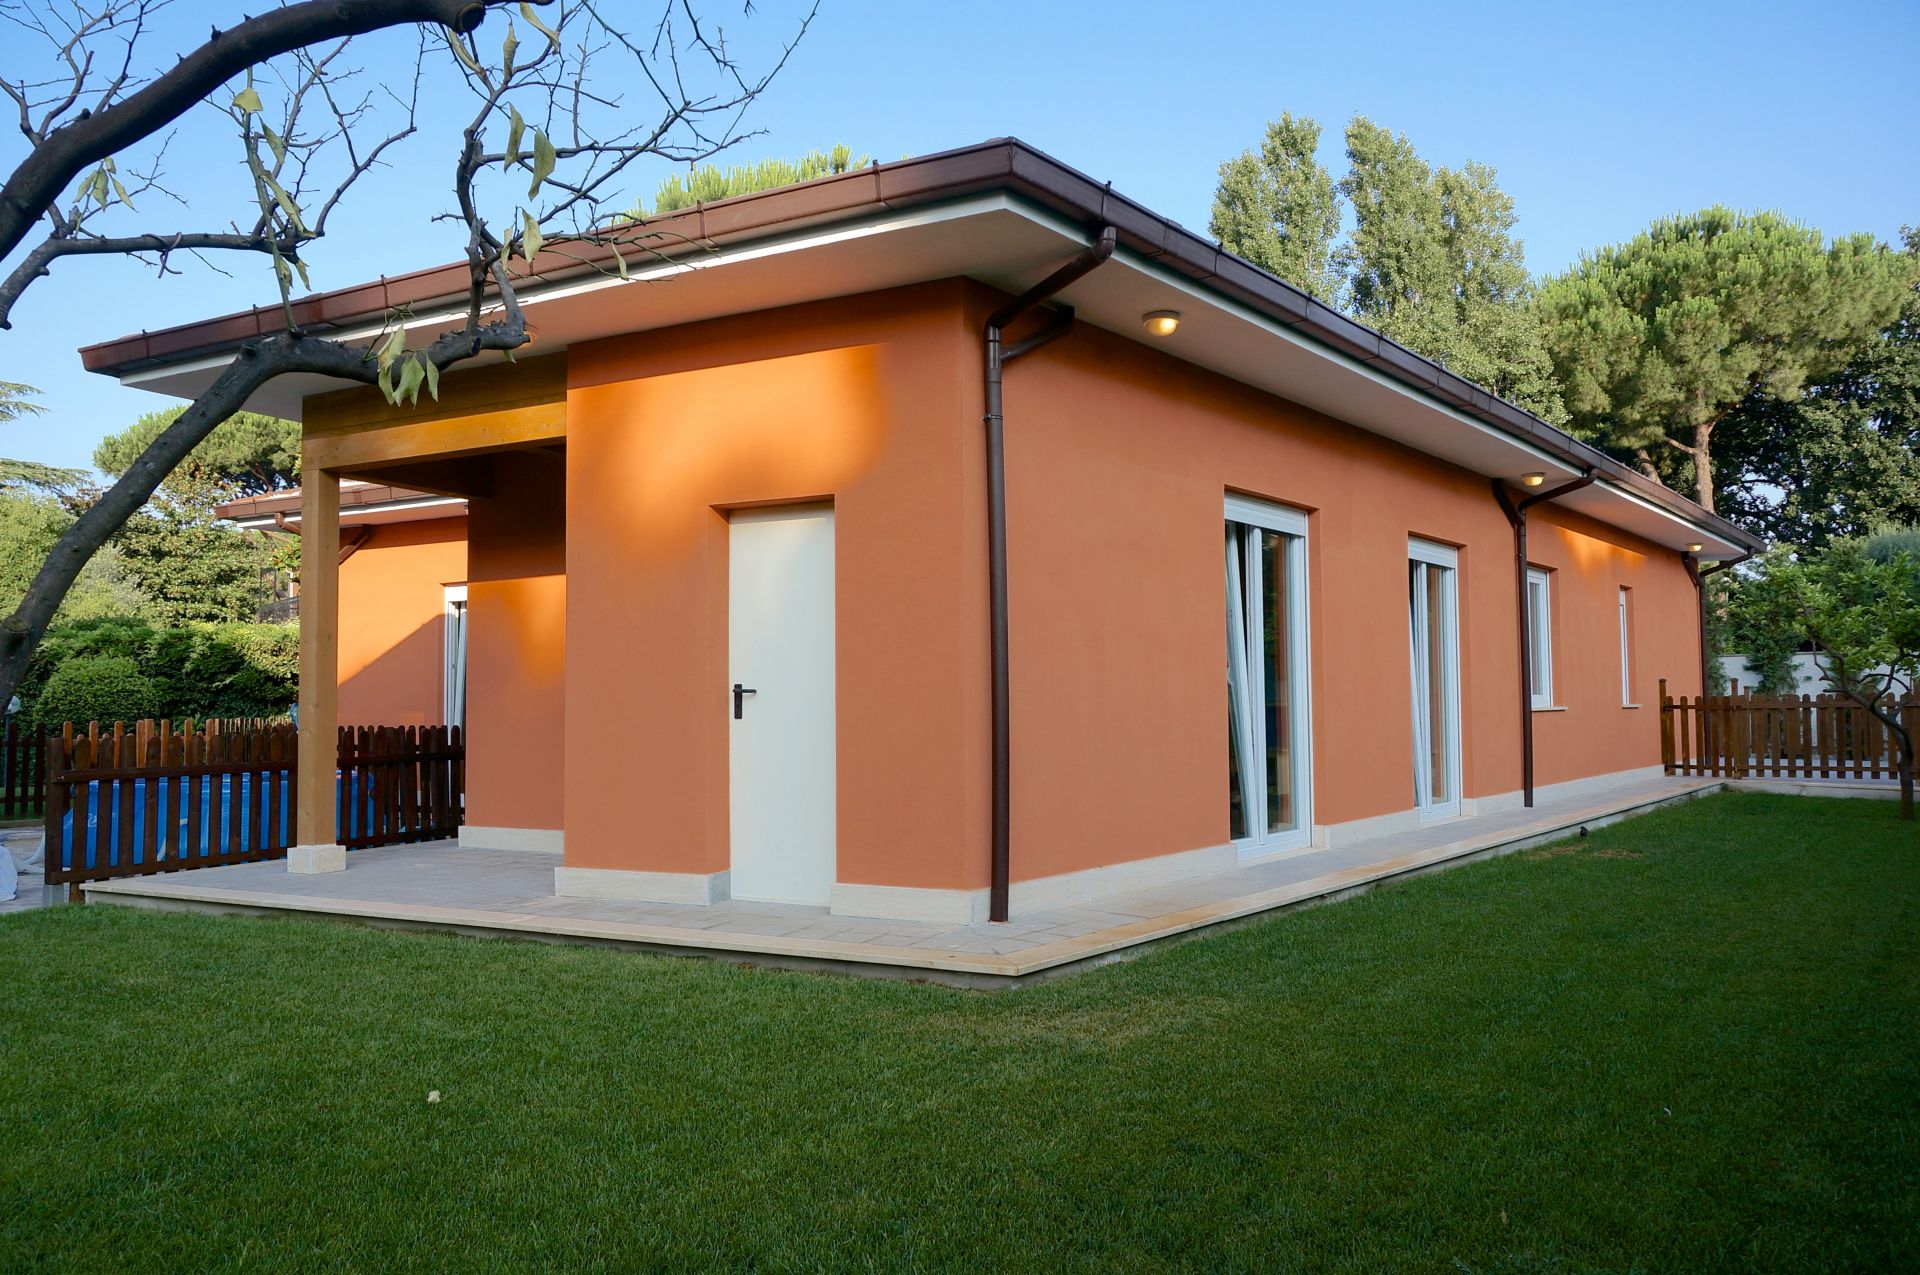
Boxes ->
[81,775,1721,986]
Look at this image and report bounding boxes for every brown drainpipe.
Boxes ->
[983,225,1117,922]
[1492,470,1596,807]
[1685,551,1755,695]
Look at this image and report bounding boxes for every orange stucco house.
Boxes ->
[86,140,1761,925]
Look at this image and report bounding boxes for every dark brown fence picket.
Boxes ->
[1659,679,1918,782]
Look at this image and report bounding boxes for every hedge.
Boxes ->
[32,656,158,728]
[21,616,298,727]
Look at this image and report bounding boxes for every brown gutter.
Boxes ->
[983,226,1117,923]
[76,137,1760,559]
[1493,471,1597,807]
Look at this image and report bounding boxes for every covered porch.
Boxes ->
[83,772,1717,988]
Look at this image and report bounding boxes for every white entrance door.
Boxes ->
[728,505,836,904]
[1408,540,1462,819]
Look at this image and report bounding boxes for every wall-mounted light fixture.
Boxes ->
[1141,310,1181,337]
[1520,472,1547,487]
[1687,542,1704,553]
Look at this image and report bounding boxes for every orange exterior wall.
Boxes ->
[1527,504,1698,787]
[336,518,466,727]
[464,452,566,832]
[989,289,1704,884]
[555,278,1704,894]
[564,281,986,888]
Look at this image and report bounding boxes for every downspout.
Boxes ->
[1686,551,1755,696]
[1491,470,1596,807]
[984,225,1117,922]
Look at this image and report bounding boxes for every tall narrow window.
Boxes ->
[1225,495,1312,854]
[1409,540,1461,818]
[444,584,469,731]
[1619,586,1635,706]
[1527,567,1554,709]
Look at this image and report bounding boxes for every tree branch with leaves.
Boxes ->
[0,0,815,708]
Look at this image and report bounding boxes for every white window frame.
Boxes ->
[1224,494,1314,857]
[1527,567,1554,710]
[1408,539,1462,819]
[1618,586,1635,707]
[443,584,468,732]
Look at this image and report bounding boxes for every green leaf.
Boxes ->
[396,356,426,406]
[610,242,628,280]
[521,210,543,264]
[445,27,487,79]
[261,174,308,235]
[423,356,441,402]
[504,104,525,167]
[376,327,407,373]
[528,129,556,198]
[501,20,518,76]
[520,1,560,47]
[108,176,132,210]
[232,86,263,114]
[261,124,287,165]
[292,257,311,291]
[377,362,397,405]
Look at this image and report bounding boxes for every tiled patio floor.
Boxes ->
[84,774,1719,985]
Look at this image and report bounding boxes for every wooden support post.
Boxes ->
[290,464,345,874]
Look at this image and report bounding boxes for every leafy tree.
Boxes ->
[93,407,299,503]
[1734,541,1920,819]
[1,379,45,423]
[1207,115,1563,421]
[1208,114,1342,302]
[1536,209,1915,513]
[643,145,867,216]
[0,483,146,623]
[1337,118,1565,424]
[112,507,273,624]
[1713,228,1920,545]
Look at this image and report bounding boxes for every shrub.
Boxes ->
[20,618,298,724]
[32,655,157,727]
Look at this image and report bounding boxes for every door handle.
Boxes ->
[732,683,757,719]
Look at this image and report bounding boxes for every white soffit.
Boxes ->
[114,195,1740,556]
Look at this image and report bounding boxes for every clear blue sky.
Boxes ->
[4,0,1916,471]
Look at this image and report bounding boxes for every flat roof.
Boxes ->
[80,138,1761,557]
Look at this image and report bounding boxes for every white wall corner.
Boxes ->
[554,866,730,905]
[831,882,989,925]
[460,826,564,854]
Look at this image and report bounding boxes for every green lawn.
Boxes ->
[3,793,1916,1272]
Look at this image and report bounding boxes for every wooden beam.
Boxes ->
[344,456,497,500]
[290,463,344,872]
[303,400,565,471]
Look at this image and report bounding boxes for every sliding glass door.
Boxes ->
[1226,496,1312,855]
[1407,540,1461,818]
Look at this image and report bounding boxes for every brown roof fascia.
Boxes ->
[213,483,452,521]
[85,137,1761,552]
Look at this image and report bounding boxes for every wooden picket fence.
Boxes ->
[44,720,297,888]
[2,716,48,819]
[41,720,464,890]
[336,725,465,850]
[1659,678,1919,781]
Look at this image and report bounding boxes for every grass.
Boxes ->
[3,792,1916,1273]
